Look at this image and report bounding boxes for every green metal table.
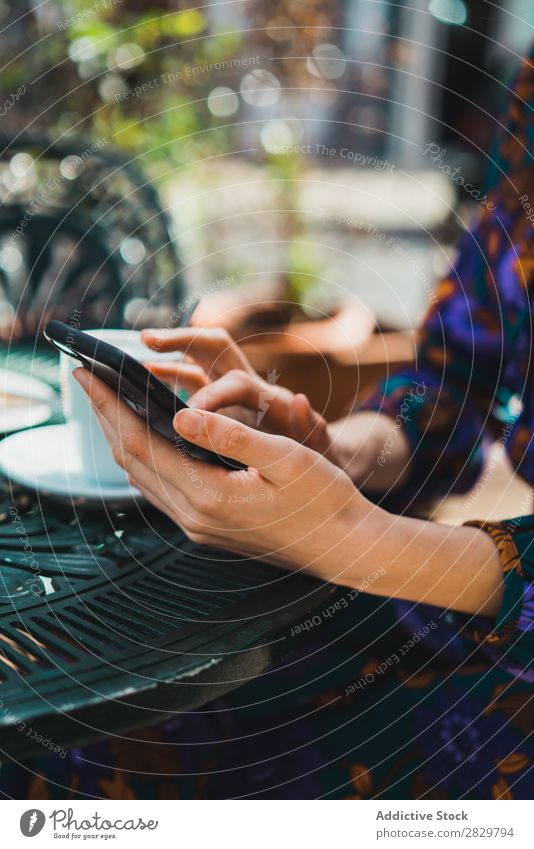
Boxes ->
[0,348,332,759]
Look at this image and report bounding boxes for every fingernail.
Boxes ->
[73,367,88,388]
[175,409,205,437]
[145,328,170,337]
[188,388,208,407]
[141,329,162,343]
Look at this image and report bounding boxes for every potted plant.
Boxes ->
[5,0,402,418]
[191,149,376,418]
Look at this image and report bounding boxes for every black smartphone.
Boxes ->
[44,320,246,471]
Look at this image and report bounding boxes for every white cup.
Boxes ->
[59,329,177,487]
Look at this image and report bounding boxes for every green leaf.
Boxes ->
[171,10,206,37]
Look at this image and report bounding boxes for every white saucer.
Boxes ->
[0,368,57,433]
[0,424,140,504]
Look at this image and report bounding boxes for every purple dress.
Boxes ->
[1,49,534,801]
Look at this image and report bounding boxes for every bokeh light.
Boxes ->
[59,155,85,180]
[260,120,295,151]
[112,43,146,71]
[98,73,127,103]
[0,246,23,273]
[306,43,346,80]
[207,87,239,117]
[120,238,147,265]
[68,37,100,64]
[428,0,468,25]
[9,153,34,178]
[240,70,281,107]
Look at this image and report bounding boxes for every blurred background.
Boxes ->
[0,2,532,792]
[0,1,532,411]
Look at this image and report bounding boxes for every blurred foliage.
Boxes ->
[0,0,342,308]
[0,0,338,168]
[0,1,246,174]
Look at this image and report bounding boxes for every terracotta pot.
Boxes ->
[192,290,414,420]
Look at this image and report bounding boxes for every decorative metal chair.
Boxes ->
[0,134,185,343]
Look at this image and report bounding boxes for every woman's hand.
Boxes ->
[141,326,255,392]
[73,367,505,616]
[73,367,373,584]
[141,326,339,463]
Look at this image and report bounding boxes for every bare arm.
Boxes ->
[363,510,503,617]
[77,366,503,618]
[327,410,411,492]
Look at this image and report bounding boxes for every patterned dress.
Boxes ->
[1,52,534,801]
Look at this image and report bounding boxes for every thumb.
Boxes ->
[290,394,327,448]
[173,408,291,481]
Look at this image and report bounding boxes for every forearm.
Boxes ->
[324,504,503,617]
[328,411,411,492]
[375,513,503,616]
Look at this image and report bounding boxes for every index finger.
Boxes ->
[141,327,254,377]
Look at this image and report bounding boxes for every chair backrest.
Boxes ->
[0,134,185,342]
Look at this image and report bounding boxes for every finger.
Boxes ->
[92,402,197,522]
[133,480,220,548]
[73,367,186,482]
[290,394,324,445]
[290,394,336,461]
[216,405,258,428]
[74,367,247,511]
[189,373,298,438]
[188,370,258,411]
[173,407,294,482]
[125,456,193,523]
[145,361,209,394]
[141,327,254,377]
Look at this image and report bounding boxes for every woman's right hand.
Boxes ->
[141,326,340,464]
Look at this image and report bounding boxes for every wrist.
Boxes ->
[327,412,411,490]
[313,497,505,616]
[326,416,379,485]
[316,493,392,589]
[361,513,504,615]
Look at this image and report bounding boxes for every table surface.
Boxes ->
[0,347,332,760]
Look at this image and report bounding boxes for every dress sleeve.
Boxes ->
[356,49,534,504]
[459,517,534,682]
[356,214,509,503]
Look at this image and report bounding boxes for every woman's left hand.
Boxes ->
[73,367,375,583]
